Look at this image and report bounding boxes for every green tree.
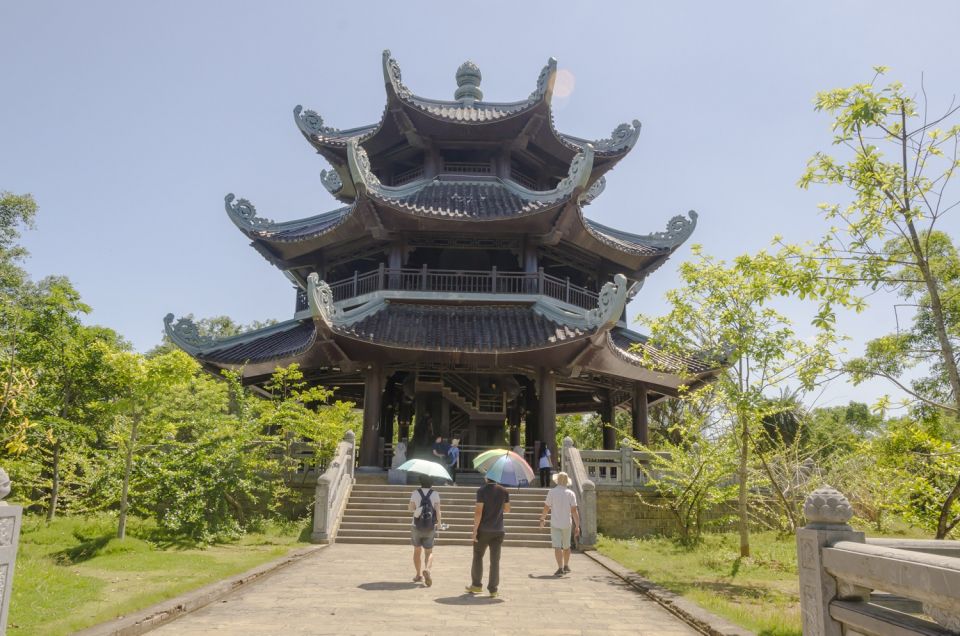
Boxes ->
[798,69,960,537]
[0,191,38,456]
[642,248,843,556]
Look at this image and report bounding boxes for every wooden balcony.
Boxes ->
[322,266,599,310]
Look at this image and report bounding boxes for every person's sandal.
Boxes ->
[464,585,482,594]
[554,568,564,576]
[562,565,571,574]
[413,574,423,583]
[423,570,432,587]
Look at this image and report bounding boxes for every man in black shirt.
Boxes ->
[465,477,511,598]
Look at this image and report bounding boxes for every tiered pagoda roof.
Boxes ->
[165,52,719,407]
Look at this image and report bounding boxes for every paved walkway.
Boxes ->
[151,544,698,635]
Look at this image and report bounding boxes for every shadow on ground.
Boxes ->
[357,581,421,591]
[434,595,505,605]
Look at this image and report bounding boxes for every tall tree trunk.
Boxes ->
[118,415,140,540]
[897,107,960,539]
[47,442,60,521]
[738,412,750,557]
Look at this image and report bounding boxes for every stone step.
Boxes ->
[350,493,544,508]
[342,510,544,523]
[335,536,552,548]
[352,484,550,494]
[336,528,552,544]
[338,521,550,536]
[344,502,543,513]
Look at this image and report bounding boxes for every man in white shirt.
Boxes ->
[538,471,580,576]
[408,475,442,586]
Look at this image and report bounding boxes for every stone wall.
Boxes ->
[596,488,678,538]
[596,488,733,538]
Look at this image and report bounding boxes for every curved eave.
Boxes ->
[224,195,357,262]
[383,50,556,127]
[576,329,724,393]
[569,210,698,278]
[164,315,320,373]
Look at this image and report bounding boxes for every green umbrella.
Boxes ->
[396,458,452,482]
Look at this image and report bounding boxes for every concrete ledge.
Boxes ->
[584,550,755,636]
[74,544,326,636]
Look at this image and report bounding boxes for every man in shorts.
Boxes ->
[539,471,580,576]
[408,474,441,586]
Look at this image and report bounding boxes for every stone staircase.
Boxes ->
[337,484,553,548]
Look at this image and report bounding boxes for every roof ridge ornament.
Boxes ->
[579,176,606,206]
[382,49,412,99]
[346,139,381,196]
[320,169,343,196]
[554,145,594,194]
[594,120,642,153]
[584,273,629,331]
[455,61,483,104]
[293,105,340,138]
[643,211,698,248]
[164,313,215,355]
[528,58,558,105]
[307,273,343,327]
[225,193,276,232]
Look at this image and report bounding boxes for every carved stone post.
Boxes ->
[796,486,865,636]
[619,439,634,487]
[0,469,21,635]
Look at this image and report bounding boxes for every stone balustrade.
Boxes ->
[578,440,668,489]
[797,486,960,635]
[561,437,597,548]
[0,468,21,635]
[311,430,356,543]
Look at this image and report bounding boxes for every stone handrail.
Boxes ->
[561,437,597,548]
[797,486,960,635]
[578,441,670,489]
[311,430,355,543]
[0,467,21,635]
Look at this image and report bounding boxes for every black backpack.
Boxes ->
[415,488,436,530]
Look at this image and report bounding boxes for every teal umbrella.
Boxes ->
[396,458,452,482]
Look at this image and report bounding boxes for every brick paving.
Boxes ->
[150,543,698,635]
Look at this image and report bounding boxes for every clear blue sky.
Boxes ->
[3,1,959,408]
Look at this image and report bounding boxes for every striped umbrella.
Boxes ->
[472,449,535,487]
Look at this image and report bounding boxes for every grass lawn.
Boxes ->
[11,514,310,636]
[597,523,930,636]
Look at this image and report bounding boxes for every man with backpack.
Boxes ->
[408,474,442,586]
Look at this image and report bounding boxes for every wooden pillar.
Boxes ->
[601,390,617,450]
[524,384,539,450]
[359,364,384,467]
[397,400,413,441]
[440,398,450,439]
[632,382,649,446]
[508,404,521,447]
[538,368,557,460]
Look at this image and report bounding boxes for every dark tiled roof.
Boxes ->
[406,97,535,123]
[379,181,563,219]
[610,327,714,374]
[248,207,352,242]
[198,321,316,364]
[584,219,669,256]
[338,303,588,351]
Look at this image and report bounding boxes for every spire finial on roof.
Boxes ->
[455,61,483,104]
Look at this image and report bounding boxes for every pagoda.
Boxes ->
[164,51,719,469]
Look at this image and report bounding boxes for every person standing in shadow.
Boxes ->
[465,477,510,598]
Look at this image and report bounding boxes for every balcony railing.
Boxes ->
[324,266,599,310]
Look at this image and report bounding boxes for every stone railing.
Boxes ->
[561,437,597,548]
[311,431,355,544]
[797,486,960,635]
[0,468,22,635]
[325,266,600,310]
[578,440,669,489]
